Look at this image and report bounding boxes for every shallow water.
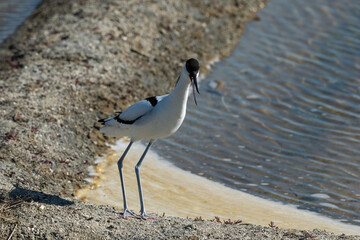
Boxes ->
[153,0,360,225]
[0,0,41,44]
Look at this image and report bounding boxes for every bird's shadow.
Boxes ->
[7,186,74,206]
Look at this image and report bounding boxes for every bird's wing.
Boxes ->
[154,94,169,102]
[118,94,169,122]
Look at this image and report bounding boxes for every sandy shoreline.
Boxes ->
[0,0,359,239]
[77,140,360,235]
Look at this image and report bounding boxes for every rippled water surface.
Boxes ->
[0,0,41,44]
[154,0,360,225]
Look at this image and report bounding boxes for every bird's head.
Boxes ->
[185,58,200,105]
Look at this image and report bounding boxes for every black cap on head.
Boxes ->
[186,58,200,73]
[185,58,200,105]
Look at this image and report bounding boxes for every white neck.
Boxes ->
[167,66,199,111]
[172,66,191,98]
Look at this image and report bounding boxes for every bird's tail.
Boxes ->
[98,116,128,137]
[98,117,112,125]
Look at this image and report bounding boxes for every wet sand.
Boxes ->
[77,140,360,235]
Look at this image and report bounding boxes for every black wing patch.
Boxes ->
[99,96,157,125]
[98,118,106,124]
[118,96,157,124]
[98,114,143,125]
[115,114,143,124]
[146,96,158,107]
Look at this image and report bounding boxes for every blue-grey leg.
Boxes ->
[135,140,154,219]
[117,141,136,218]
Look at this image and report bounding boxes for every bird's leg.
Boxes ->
[117,141,136,218]
[135,140,154,219]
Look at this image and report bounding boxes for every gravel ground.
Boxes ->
[0,0,359,239]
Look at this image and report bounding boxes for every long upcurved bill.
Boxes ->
[191,75,200,105]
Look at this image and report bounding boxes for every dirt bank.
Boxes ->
[1,0,359,239]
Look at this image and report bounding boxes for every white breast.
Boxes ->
[129,87,190,140]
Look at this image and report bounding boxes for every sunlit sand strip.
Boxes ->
[76,139,360,235]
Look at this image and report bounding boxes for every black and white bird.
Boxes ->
[98,58,200,219]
